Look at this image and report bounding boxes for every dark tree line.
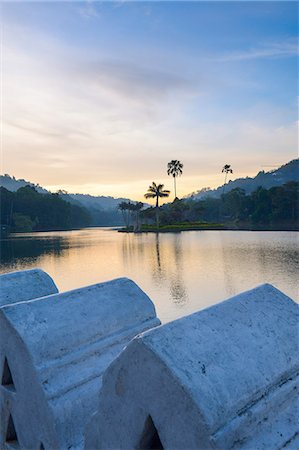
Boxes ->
[0,185,91,232]
[141,182,299,229]
[118,201,144,231]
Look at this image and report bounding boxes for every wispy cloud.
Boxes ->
[216,40,298,62]
[82,59,196,104]
[78,0,100,20]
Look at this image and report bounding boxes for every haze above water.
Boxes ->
[0,229,298,323]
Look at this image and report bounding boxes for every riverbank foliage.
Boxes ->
[138,182,298,231]
[119,222,225,232]
[0,186,91,232]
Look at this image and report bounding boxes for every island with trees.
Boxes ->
[119,160,298,232]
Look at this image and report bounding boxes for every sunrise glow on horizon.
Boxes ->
[2,1,298,201]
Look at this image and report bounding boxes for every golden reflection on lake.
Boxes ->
[0,229,298,323]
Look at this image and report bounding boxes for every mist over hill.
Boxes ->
[0,175,134,226]
[58,192,132,226]
[0,175,49,194]
[186,159,299,200]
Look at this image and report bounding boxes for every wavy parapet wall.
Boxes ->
[85,284,299,450]
[1,269,297,450]
[0,276,160,449]
[0,268,58,307]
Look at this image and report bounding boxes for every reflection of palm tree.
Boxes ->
[155,233,161,272]
[144,182,170,228]
[150,232,165,285]
[170,234,188,306]
[167,160,183,200]
[222,164,233,195]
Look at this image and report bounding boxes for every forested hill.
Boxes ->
[0,186,91,232]
[188,159,299,200]
[57,192,130,226]
[153,181,298,231]
[0,175,133,226]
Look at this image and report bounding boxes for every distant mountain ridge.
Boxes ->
[0,175,136,226]
[1,158,298,213]
[0,175,49,194]
[186,159,299,200]
[0,175,133,211]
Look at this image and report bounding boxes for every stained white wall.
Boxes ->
[85,284,299,450]
[0,269,58,307]
[0,276,160,449]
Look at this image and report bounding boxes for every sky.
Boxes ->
[1,1,298,201]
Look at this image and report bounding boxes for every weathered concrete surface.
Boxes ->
[0,268,58,307]
[85,284,299,450]
[0,277,160,450]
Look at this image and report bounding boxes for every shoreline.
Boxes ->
[118,226,299,233]
[1,225,298,239]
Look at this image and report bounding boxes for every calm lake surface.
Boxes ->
[0,228,298,323]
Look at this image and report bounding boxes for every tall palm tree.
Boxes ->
[144,182,170,228]
[167,160,183,199]
[222,164,233,195]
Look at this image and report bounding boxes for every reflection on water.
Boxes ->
[0,229,298,323]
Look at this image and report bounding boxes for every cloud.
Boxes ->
[2,7,297,199]
[82,59,196,104]
[215,39,299,62]
[3,17,199,142]
[78,1,100,20]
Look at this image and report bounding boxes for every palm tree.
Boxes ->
[167,160,183,200]
[144,182,170,207]
[144,182,170,228]
[118,201,134,229]
[222,164,233,195]
[132,202,144,232]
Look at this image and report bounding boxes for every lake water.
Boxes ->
[0,228,298,323]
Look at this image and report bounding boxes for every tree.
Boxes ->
[167,160,183,199]
[144,182,170,228]
[2,186,90,232]
[144,182,170,208]
[13,213,36,232]
[0,187,14,227]
[167,199,190,223]
[222,164,233,195]
[118,201,132,229]
[222,188,246,222]
[251,187,271,225]
[132,202,144,232]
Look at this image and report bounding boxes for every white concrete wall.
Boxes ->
[85,284,299,450]
[0,277,160,450]
[0,269,58,307]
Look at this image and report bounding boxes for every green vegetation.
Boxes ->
[119,222,225,233]
[118,201,144,231]
[0,185,91,232]
[189,183,298,230]
[120,182,299,232]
